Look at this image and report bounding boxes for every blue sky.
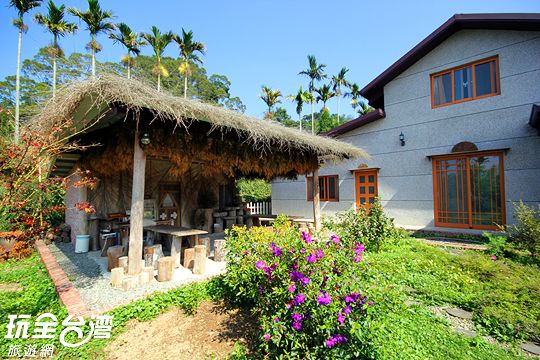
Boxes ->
[1,0,539,118]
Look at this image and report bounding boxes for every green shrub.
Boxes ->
[224,216,372,359]
[483,232,508,258]
[323,199,394,252]
[505,201,540,257]
[236,178,271,202]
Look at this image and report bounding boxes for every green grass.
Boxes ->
[357,237,539,359]
[1,239,538,359]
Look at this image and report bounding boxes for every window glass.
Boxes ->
[328,177,336,199]
[433,73,452,105]
[454,66,473,101]
[475,61,497,97]
[368,175,374,183]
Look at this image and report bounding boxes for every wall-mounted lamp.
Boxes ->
[399,132,405,146]
[140,132,151,146]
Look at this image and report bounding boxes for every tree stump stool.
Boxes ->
[107,245,124,271]
[144,244,163,269]
[142,266,155,283]
[157,256,174,282]
[118,256,128,273]
[183,248,195,269]
[214,239,226,262]
[200,237,211,257]
[193,245,206,275]
[111,267,124,288]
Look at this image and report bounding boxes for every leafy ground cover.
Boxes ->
[0,237,538,359]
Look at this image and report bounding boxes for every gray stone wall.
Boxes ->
[272,29,540,227]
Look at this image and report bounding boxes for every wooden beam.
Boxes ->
[312,167,321,231]
[127,131,146,275]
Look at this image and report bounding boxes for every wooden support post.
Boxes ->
[128,131,146,275]
[312,167,321,231]
[193,245,206,275]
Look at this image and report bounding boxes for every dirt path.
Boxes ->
[105,301,257,360]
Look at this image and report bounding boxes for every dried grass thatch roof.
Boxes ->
[35,74,367,162]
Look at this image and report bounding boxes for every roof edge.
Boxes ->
[323,109,385,137]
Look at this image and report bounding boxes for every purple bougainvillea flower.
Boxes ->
[288,283,296,293]
[368,301,374,306]
[330,234,340,245]
[317,292,332,306]
[300,276,310,286]
[300,248,306,253]
[306,253,317,263]
[273,246,283,257]
[255,260,266,270]
[242,250,248,256]
[315,250,324,259]
[491,255,497,261]
[293,293,306,305]
[301,231,313,243]
[263,334,271,341]
[325,334,348,347]
[337,312,346,325]
[292,321,302,331]
[291,313,303,322]
[274,317,280,323]
[343,305,352,314]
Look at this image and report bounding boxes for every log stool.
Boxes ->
[214,239,226,262]
[107,245,124,271]
[111,267,124,288]
[157,256,174,282]
[193,245,206,275]
[200,237,211,257]
[183,248,195,269]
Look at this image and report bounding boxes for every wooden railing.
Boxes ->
[246,201,272,215]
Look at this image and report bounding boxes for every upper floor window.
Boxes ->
[431,56,500,108]
[306,175,339,202]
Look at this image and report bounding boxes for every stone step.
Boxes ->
[446,307,473,320]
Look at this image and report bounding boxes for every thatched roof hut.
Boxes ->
[35,75,367,179]
[37,75,367,277]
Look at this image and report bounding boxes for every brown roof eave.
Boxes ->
[360,13,540,108]
[323,108,385,137]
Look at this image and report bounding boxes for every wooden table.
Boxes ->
[144,225,208,268]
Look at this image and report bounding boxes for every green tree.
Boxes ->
[34,0,77,97]
[345,82,374,115]
[9,0,43,142]
[236,178,271,202]
[109,23,144,79]
[141,26,173,92]
[314,84,336,113]
[332,67,349,124]
[259,86,282,119]
[68,0,114,80]
[299,55,326,134]
[287,86,313,131]
[273,107,298,128]
[173,29,205,98]
[357,101,374,115]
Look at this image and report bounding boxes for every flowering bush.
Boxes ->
[225,216,372,358]
[323,198,395,252]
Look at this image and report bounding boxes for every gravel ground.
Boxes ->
[49,239,226,311]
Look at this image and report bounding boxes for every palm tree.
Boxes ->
[9,0,43,142]
[260,86,282,119]
[314,84,336,113]
[345,83,374,115]
[142,26,173,92]
[68,0,114,80]
[34,0,77,97]
[173,29,205,98]
[331,67,349,124]
[287,86,313,131]
[109,23,144,79]
[299,55,326,134]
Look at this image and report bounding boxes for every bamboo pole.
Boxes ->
[127,131,146,275]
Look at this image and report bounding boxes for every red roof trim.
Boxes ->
[323,109,385,137]
[360,13,540,108]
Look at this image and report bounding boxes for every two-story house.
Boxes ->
[272,13,540,232]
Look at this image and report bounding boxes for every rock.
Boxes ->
[520,342,540,355]
[404,286,417,293]
[404,300,420,306]
[446,308,473,320]
[453,328,476,337]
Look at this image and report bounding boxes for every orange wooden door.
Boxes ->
[355,170,378,210]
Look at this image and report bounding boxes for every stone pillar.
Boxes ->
[128,131,146,275]
[65,172,88,242]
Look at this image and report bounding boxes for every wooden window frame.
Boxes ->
[430,55,500,108]
[306,175,339,202]
[431,150,506,230]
